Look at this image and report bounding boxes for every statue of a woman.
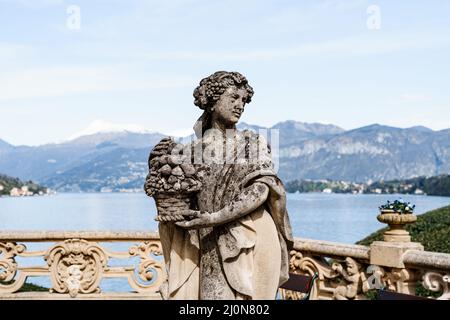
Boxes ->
[159,71,293,300]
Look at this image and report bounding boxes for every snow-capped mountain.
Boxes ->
[67,120,156,141]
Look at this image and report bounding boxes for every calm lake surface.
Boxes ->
[1,192,449,292]
[2,192,450,242]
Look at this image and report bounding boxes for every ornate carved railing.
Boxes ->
[0,231,164,299]
[1,231,449,300]
[282,238,450,300]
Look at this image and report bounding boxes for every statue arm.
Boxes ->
[175,182,269,229]
[211,182,270,225]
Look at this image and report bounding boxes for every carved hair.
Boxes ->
[193,71,254,111]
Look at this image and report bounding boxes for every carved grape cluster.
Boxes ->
[144,138,201,197]
[204,81,227,104]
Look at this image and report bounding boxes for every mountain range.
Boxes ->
[0,121,449,192]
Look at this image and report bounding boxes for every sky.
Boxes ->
[0,0,449,146]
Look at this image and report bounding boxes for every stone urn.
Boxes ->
[377,210,417,242]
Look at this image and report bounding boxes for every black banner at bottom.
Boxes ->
[0,299,444,319]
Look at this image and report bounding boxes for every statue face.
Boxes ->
[345,258,358,275]
[212,86,247,126]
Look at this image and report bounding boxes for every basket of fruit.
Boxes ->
[144,137,201,222]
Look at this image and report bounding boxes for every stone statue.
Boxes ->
[145,71,293,300]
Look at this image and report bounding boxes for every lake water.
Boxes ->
[1,192,449,292]
[2,192,450,242]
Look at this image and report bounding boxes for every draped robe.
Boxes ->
[158,129,293,300]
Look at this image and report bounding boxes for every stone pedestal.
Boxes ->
[370,241,424,268]
[372,211,423,268]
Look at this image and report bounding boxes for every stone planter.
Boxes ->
[377,210,417,242]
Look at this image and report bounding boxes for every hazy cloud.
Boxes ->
[0,66,196,101]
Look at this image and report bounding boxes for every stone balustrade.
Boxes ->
[1,231,449,300]
[0,231,164,299]
[282,238,450,300]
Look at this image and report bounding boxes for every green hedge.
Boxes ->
[0,280,48,292]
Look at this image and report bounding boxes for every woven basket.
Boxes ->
[154,193,192,222]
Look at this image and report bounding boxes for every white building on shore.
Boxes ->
[10,186,35,197]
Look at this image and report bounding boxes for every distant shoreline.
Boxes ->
[2,190,449,199]
[285,175,450,197]
[0,174,51,198]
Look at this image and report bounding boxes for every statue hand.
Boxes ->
[175,211,213,229]
[178,210,201,219]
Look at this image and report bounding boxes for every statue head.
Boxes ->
[345,257,360,276]
[193,71,254,137]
